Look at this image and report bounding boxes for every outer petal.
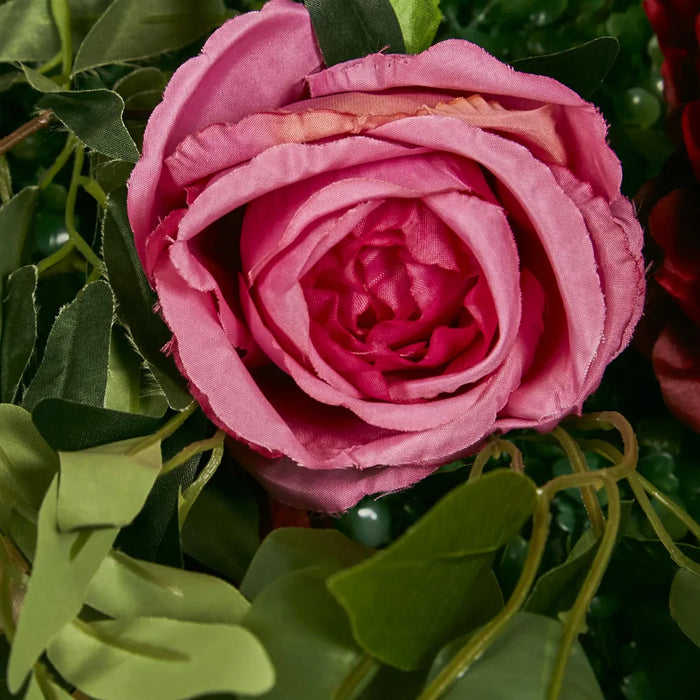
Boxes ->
[127,0,323,260]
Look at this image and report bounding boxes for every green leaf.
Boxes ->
[93,157,134,194]
[305,0,406,67]
[24,671,73,700]
[47,617,274,699]
[526,530,599,616]
[73,0,226,74]
[244,567,364,700]
[56,436,162,531]
[0,404,58,530]
[114,66,167,100]
[23,280,114,413]
[241,528,372,601]
[0,0,59,63]
[328,470,536,669]
[511,37,619,99]
[1,265,38,404]
[38,90,139,162]
[6,477,119,693]
[32,397,163,451]
[103,189,191,410]
[85,549,249,623]
[670,568,700,648]
[427,612,603,699]
[177,441,224,528]
[181,468,260,583]
[0,187,38,285]
[387,0,442,53]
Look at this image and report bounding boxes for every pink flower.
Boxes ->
[128,0,645,511]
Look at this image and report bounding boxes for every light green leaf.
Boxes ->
[37,89,140,162]
[24,670,73,700]
[241,528,372,601]
[427,612,603,699]
[85,549,249,623]
[23,280,114,413]
[670,568,700,648]
[0,404,58,530]
[388,0,442,53]
[1,265,38,404]
[104,326,146,414]
[244,567,363,700]
[31,397,163,452]
[73,0,226,74]
[328,470,536,670]
[47,616,274,699]
[103,190,191,410]
[56,436,162,531]
[0,0,59,63]
[7,477,119,693]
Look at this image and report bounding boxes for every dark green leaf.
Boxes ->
[305,0,405,67]
[38,90,139,162]
[670,568,700,648]
[85,549,249,623]
[241,528,372,600]
[328,470,536,669]
[114,66,167,101]
[244,567,364,700]
[0,0,59,63]
[1,265,37,404]
[93,158,134,194]
[56,436,162,531]
[526,530,598,616]
[103,189,191,410]
[181,465,260,583]
[6,477,119,693]
[511,37,619,98]
[427,612,603,699]
[73,0,226,74]
[32,397,163,451]
[23,280,114,413]
[0,404,58,531]
[387,0,442,53]
[47,616,274,699]
[0,187,38,285]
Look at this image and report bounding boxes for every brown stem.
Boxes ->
[0,110,55,156]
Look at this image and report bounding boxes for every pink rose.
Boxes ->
[128,0,645,511]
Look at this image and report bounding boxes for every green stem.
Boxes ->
[551,427,605,538]
[127,402,198,456]
[36,241,75,276]
[0,539,17,642]
[78,176,108,209]
[334,653,381,700]
[418,492,552,700]
[50,0,72,85]
[38,134,76,190]
[627,473,700,577]
[497,439,525,473]
[37,51,63,75]
[468,440,497,482]
[546,476,621,700]
[161,431,225,475]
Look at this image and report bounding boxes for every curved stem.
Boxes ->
[78,176,108,209]
[334,653,381,700]
[38,134,76,190]
[418,492,551,700]
[37,51,63,75]
[36,241,75,275]
[497,439,525,473]
[161,431,225,475]
[468,441,497,482]
[551,427,605,537]
[127,401,198,456]
[547,476,621,700]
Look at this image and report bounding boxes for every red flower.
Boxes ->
[642,1,700,432]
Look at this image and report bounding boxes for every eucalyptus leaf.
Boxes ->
[0,404,58,530]
[670,568,700,648]
[1,265,38,404]
[47,616,274,699]
[73,0,226,74]
[6,477,119,693]
[23,280,114,413]
[32,397,163,451]
[387,0,442,54]
[85,549,249,623]
[103,189,191,410]
[427,612,603,699]
[244,567,364,700]
[0,0,59,63]
[305,0,405,67]
[511,37,619,98]
[241,528,372,601]
[328,470,536,669]
[37,90,139,162]
[56,436,162,531]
